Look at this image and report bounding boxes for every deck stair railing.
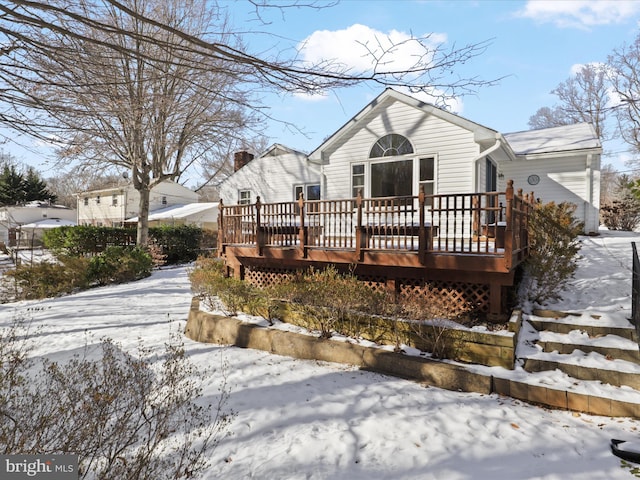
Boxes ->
[218,179,534,268]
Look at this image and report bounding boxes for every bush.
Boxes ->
[87,246,153,286]
[4,256,91,300]
[149,225,203,265]
[0,319,233,479]
[520,201,583,305]
[44,226,136,257]
[189,256,269,316]
[267,266,385,338]
[44,225,202,265]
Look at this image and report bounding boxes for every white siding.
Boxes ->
[323,100,480,199]
[219,153,321,205]
[499,154,600,234]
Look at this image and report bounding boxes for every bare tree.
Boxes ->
[609,34,640,159]
[528,63,612,140]
[0,0,501,244]
[1,0,253,245]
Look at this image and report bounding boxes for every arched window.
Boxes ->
[369,134,414,158]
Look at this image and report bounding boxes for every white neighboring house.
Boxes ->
[218,145,322,205]
[77,180,199,227]
[125,202,219,231]
[220,88,602,234]
[0,202,77,247]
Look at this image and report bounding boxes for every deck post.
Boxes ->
[217,198,224,255]
[504,181,514,270]
[418,186,426,265]
[256,196,263,256]
[355,190,364,262]
[298,193,307,258]
[489,282,503,317]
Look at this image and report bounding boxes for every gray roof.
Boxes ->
[503,123,601,155]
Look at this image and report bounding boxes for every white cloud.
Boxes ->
[517,0,640,28]
[295,24,455,104]
[298,24,447,78]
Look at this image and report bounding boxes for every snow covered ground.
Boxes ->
[1,228,640,479]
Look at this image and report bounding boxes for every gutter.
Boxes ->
[471,138,504,192]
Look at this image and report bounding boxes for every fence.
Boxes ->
[632,242,640,342]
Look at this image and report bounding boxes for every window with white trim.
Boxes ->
[351,164,365,198]
[419,157,435,206]
[238,190,251,205]
[294,184,321,201]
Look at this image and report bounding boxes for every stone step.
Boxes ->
[536,330,640,364]
[528,316,637,342]
[523,353,640,389]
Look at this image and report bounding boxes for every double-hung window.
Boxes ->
[238,190,251,205]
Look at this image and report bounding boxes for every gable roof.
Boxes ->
[309,88,499,162]
[504,123,601,156]
[260,143,307,158]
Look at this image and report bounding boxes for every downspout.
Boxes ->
[471,138,503,193]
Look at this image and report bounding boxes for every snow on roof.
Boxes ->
[20,218,77,229]
[503,123,601,155]
[126,202,218,223]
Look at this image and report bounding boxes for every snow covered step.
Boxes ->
[528,315,637,343]
[523,351,640,389]
[537,329,640,364]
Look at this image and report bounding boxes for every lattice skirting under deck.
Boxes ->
[244,267,491,318]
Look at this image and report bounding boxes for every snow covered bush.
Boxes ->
[520,201,583,306]
[0,319,233,479]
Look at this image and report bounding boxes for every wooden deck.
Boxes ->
[218,181,534,317]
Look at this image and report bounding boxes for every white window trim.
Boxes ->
[351,154,438,198]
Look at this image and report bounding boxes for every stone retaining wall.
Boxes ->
[185,298,640,418]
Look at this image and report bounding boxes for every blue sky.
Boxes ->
[224,0,640,174]
[3,0,640,177]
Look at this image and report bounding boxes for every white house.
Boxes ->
[0,202,77,247]
[77,180,199,227]
[220,88,602,234]
[218,144,322,205]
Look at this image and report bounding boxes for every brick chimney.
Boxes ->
[234,151,254,172]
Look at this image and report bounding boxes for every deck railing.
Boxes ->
[218,180,534,269]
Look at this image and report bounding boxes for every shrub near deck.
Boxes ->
[189,259,518,368]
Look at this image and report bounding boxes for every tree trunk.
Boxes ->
[137,186,151,246]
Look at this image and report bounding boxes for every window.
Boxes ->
[294,184,321,201]
[352,164,365,198]
[162,196,167,205]
[369,134,413,158]
[371,160,413,197]
[419,157,435,206]
[112,194,118,207]
[96,195,100,204]
[83,197,88,206]
[238,190,251,205]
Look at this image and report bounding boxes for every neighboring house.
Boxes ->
[219,144,322,205]
[77,180,199,227]
[222,88,601,234]
[0,202,77,247]
[125,202,219,231]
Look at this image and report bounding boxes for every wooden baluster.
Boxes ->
[504,180,514,270]
[298,192,307,258]
[355,189,364,262]
[217,198,224,255]
[418,186,426,264]
[256,196,263,256]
